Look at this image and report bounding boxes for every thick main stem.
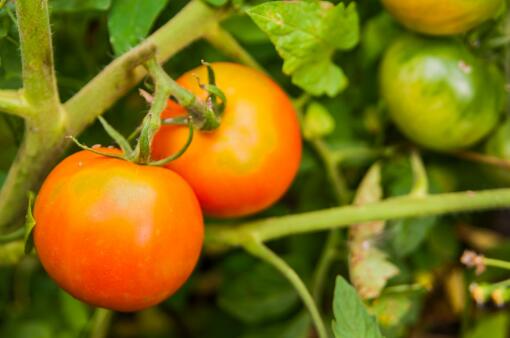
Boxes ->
[0,0,66,228]
[206,188,510,246]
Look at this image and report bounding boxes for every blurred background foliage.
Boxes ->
[1,0,510,337]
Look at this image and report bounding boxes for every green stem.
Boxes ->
[0,227,25,243]
[204,23,265,73]
[143,58,219,130]
[16,0,61,109]
[244,240,329,338]
[66,0,226,135]
[89,308,113,338]
[206,188,510,246]
[309,141,348,304]
[0,89,30,118]
[0,0,66,228]
[312,139,350,204]
[311,229,341,302]
[484,257,510,271]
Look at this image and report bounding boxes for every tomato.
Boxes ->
[152,63,302,218]
[34,149,204,312]
[380,35,504,151]
[381,0,503,36]
[483,119,510,185]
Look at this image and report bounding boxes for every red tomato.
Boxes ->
[152,63,302,218]
[34,149,203,312]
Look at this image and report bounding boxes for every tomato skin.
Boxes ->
[152,63,302,218]
[380,35,504,151]
[381,0,503,36]
[483,119,510,185]
[34,150,204,312]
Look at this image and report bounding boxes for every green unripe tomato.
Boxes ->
[483,119,510,185]
[380,34,504,151]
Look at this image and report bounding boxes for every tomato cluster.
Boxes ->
[380,0,505,152]
[34,63,302,311]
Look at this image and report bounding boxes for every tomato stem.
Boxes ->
[243,239,330,338]
[0,227,25,244]
[143,58,223,132]
[203,23,266,73]
[0,89,30,118]
[206,188,510,246]
[89,308,113,338]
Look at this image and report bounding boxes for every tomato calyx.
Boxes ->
[67,57,226,166]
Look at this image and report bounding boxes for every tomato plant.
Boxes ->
[380,34,504,151]
[381,0,504,35]
[1,0,510,338]
[34,149,204,312]
[152,62,302,218]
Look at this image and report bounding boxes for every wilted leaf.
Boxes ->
[247,1,359,96]
[108,0,168,56]
[370,291,423,338]
[332,276,384,338]
[349,163,399,299]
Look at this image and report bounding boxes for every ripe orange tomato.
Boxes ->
[152,63,302,218]
[381,0,503,36]
[34,149,203,312]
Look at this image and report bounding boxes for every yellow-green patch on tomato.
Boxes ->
[380,34,504,152]
[381,0,504,36]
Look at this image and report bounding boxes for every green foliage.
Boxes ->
[332,276,384,338]
[108,0,168,55]
[247,1,359,96]
[217,254,305,324]
[0,0,509,337]
[49,0,111,12]
[464,313,509,338]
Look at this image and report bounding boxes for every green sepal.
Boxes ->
[24,191,36,255]
[98,116,134,159]
[149,118,194,166]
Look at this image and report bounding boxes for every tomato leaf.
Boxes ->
[241,313,310,338]
[390,216,438,257]
[247,1,359,96]
[24,192,36,255]
[332,276,384,338]
[108,0,168,56]
[348,164,399,299]
[49,0,111,12]
[217,255,306,324]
